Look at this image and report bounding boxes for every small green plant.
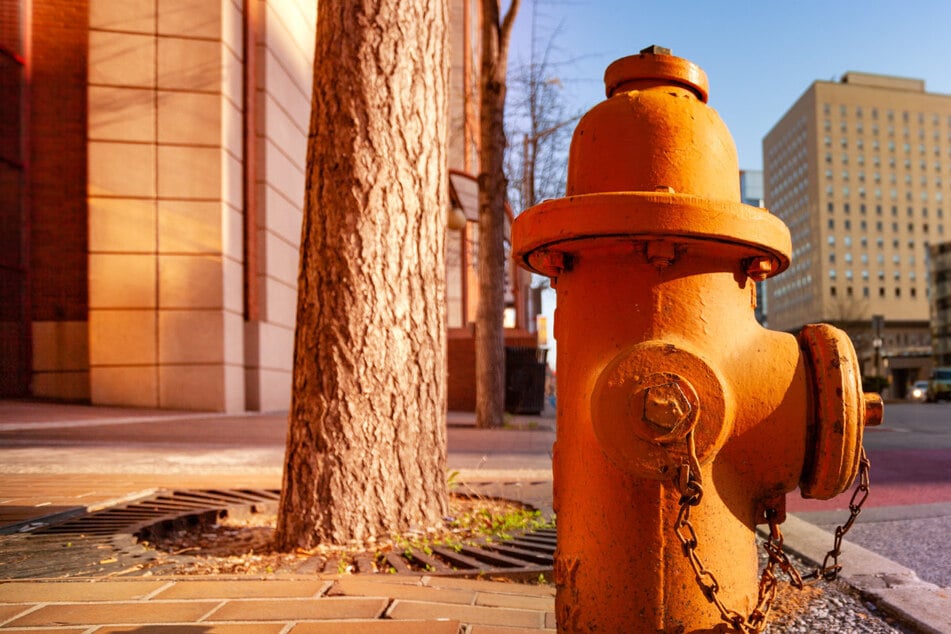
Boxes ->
[449,505,552,541]
[446,469,462,490]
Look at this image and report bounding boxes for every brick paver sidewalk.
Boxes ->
[0,575,555,633]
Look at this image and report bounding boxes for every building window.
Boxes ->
[879,287,885,297]
[828,219,835,229]
[895,287,901,298]
[829,269,837,280]
[844,236,852,247]
[831,286,837,296]
[863,287,870,298]
[847,286,854,297]
[911,287,917,298]
[828,202,834,212]
[844,220,851,230]
[829,252,835,263]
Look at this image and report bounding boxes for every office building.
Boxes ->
[763,72,951,392]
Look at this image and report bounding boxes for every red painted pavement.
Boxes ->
[787,447,951,512]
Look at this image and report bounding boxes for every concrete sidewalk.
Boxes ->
[0,400,949,633]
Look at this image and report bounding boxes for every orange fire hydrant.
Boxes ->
[512,47,883,633]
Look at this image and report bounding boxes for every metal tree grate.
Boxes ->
[25,488,554,579]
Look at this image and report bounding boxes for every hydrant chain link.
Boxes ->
[671,432,792,633]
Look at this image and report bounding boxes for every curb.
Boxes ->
[776,513,951,634]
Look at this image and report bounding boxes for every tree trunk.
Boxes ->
[274,0,450,549]
[475,0,520,429]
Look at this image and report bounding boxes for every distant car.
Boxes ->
[909,380,929,402]
[927,368,951,402]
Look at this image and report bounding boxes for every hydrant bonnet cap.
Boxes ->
[604,48,709,102]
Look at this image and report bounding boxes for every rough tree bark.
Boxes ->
[476,0,521,429]
[274,0,450,549]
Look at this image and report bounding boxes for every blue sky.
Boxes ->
[508,1,951,171]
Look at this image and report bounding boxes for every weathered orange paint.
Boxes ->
[512,48,883,633]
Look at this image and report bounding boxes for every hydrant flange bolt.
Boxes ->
[646,240,676,269]
[528,250,569,281]
[745,256,773,282]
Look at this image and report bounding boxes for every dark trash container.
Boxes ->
[504,346,547,415]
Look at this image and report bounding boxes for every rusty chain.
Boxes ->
[671,433,872,633]
[802,447,872,583]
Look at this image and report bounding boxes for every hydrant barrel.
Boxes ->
[512,47,881,632]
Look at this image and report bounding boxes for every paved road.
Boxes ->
[790,401,951,588]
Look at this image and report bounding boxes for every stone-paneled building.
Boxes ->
[0,0,533,411]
